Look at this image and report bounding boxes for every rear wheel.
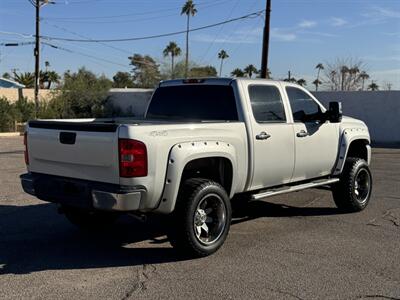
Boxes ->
[332,158,372,212]
[168,178,232,257]
[62,205,119,230]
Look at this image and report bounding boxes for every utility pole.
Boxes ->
[288,70,291,81]
[260,0,271,79]
[34,0,40,118]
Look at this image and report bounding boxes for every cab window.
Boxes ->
[248,85,286,123]
[286,87,321,122]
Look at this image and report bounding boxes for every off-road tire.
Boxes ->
[332,158,372,212]
[167,178,232,257]
[62,205,119,230]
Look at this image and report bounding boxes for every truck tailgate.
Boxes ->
[27,121,120,184]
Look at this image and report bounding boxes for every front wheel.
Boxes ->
[168,178,232,257]
[332,158,372,212]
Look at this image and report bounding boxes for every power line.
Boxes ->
[39,10,265,43]
[43,0,229,21]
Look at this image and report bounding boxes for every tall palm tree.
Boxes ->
[244,64,258,78]
[13,72,35,88]
[340,65,349,91]
[181,0,197,78]
[45,61,50,72]
[330,70,337,91]
[313,79,322,91]
[315,63,324,91]
[297,78,306,86]
[359,71,369,91]
[218,50,229,77]
[163,41,182,79]
[348,66,360,90]
[231,68,244,77]
[368,82,379,91]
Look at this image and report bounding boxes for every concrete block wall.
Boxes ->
[313,91,400,144]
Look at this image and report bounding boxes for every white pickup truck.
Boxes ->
[21,78,372,257]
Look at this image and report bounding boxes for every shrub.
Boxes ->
[0,97,16,132]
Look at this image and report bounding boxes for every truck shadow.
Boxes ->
[0,201,345,275]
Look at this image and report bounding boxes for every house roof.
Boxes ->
[0,77,25,88]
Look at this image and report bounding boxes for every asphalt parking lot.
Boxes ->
[0,136,399,300]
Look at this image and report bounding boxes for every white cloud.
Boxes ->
[298,20,317,28]
[192,27,262,44]
[271,29,296,42]
[330,17,347,27]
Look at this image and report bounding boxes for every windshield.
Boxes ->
[146,85,238,121]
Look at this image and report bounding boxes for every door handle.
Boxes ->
[296,130,309,138]
[256,131,271,140]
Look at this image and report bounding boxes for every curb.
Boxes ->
[0,132,23,138]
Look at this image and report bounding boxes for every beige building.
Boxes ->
[0,88,54,103]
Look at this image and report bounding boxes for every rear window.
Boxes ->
[146,85,238,121]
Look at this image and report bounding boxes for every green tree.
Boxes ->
[163,41,182,79]
[315,63,324,91]
[13,97,35,122]
[231,68,245,77]
[244,64,259,78]
[2,72,11,79]
[360,71,369,91]
[181,0,197,78]
[190,65,217,77]
[46,71,60,89]
[313,79,322,91]
[13,72,35,88]
[129,54,161,88]
[297,78,307,86]
[50,67,112,118]
[340,66,349,91]
[0,97,16,132]
[218,49,229,77]
[368,82,379,91]
[112,71,134,88]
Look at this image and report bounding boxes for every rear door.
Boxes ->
[243,81,295,190]
[284,86,339,181]
[27,121,120,184]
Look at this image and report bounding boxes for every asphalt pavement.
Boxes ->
[0,136,399,300]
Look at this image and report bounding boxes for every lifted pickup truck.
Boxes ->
[21,78,372,257]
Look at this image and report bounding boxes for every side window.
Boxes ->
[248,85,286,123]
[286,87,321,122]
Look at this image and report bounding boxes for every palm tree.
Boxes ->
[13,72,35,88]
[181,0,197,78]
[46,71,60,89]
[313,79,322,91]
[368,82,379,91]
[244,64,258,78]
[348,66,360,90]
[45,61,50,72]
[231,68,244,77]
[340,65,349,91]
[315,63,324,91]
[297,78,306,86]
[163,41,182,79]
[329,70,338,91]
[218,50,229,77]
[360,71,369,91]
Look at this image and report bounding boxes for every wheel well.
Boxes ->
[180,157,233,195]
[347,139,369,161]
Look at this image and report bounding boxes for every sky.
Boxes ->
[0,0,399,90]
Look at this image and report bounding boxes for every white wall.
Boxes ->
[314,91,400,144]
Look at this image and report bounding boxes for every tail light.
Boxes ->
[24,132,29,165]
[118,139,147,177]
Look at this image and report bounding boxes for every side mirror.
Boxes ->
[328,101,342,123]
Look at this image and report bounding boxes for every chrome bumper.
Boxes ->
[92,189,145,211]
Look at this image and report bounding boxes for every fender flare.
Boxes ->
[155,141,238,214]
[332,128,371,176]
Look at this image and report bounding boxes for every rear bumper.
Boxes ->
[20,173,146,212]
